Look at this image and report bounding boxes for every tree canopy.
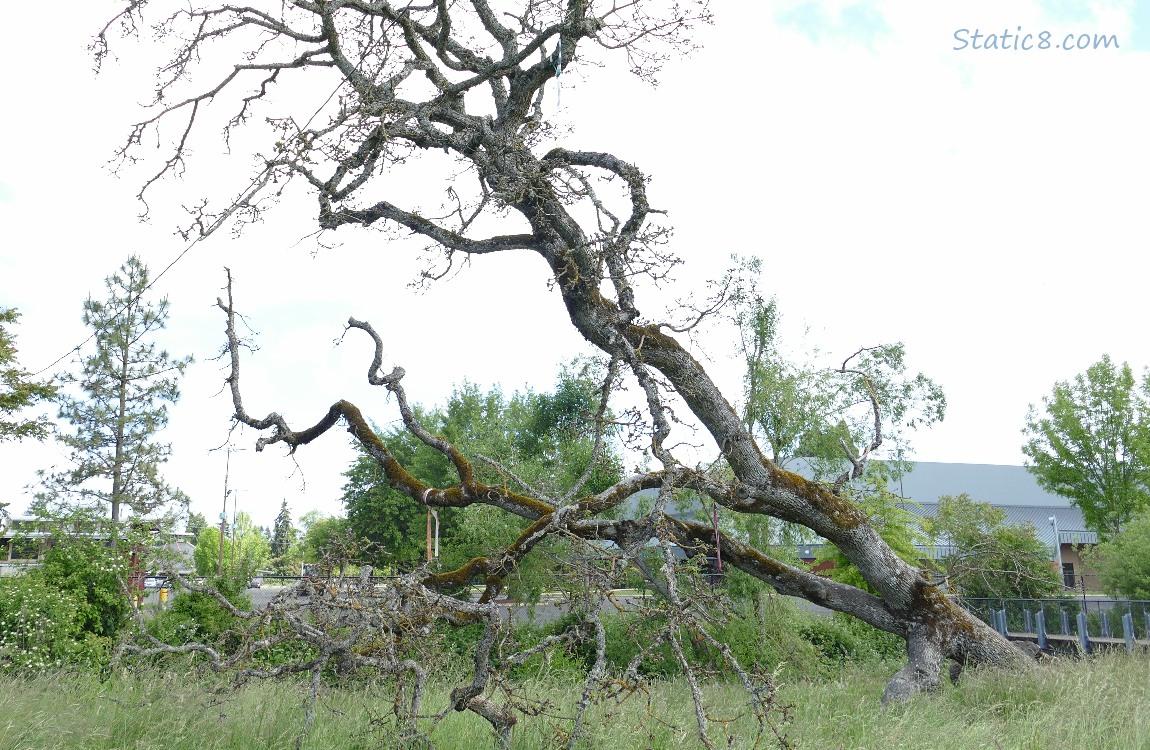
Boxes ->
[343,369,624,595]
[738,292,945,483]
[193,512,270,578]
[1089,510,1150,599]
[0,308,57,443]
[1022,355,1150,539]
[923,494,1061,599]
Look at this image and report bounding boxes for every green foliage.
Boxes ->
[818,487,924,593]
[300,515,351,565]
[149,574,252,645]
[0,307,57,443]
[735,287,945,584]
[1023,354,1150,539]
[271,500,296,558]
[923,494,1062,599]
[185,511,207,538]
[737,289,945,480]
[193,515,269,577]
[267,501,301,575]
[37,538,131,639]
[0,574,106,672]
[0,532,129,672]
[39,257,193,523]
[437,593,900,688]
[1089,511,1150,599]
[342,362,624,589]
[342,435,433,570]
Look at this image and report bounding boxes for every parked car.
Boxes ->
[248,577,263,589]
[143,576,167,589]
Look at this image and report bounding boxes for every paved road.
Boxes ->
[146,584,835,622]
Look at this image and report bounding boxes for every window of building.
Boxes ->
[8,538,40,561]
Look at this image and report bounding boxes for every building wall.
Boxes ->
[1059,543,1100,591]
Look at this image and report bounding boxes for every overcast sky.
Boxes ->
[2,1,1148,529]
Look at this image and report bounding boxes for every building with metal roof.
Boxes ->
[888,462,1096,589]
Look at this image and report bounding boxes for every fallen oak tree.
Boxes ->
[97,0,1040,741]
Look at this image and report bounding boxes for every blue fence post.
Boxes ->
[1123,613,1135,653]
[999,609,1009,636]
[1061,609,1071,636]
[1036,610,1047,650]
[1024,610,1033,633]
[1144,611,1150,641]
[1101,611,1111,639]
[1077,612,1091,654]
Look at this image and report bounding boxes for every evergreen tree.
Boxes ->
[271,500,296,557]
[40,257,193,524]
[185,511,207,539]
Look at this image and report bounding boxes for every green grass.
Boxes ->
[2,653,1149,749]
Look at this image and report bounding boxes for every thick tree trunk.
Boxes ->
[533,238,1034,699]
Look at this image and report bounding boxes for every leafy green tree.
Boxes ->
[299,514,348,561]
[342,444,430,570]
[40,257,193,525]
[193,513,269,577]
[1088,511,1150,599]
[1022,355,1150,539]
[342,365,623,580]
[0,307,57,443]
[738,292,945,481]
[923,494,1061,599]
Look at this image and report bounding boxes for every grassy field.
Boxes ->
[2,652,1149,750]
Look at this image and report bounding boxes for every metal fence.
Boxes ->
[959,596,1150,653]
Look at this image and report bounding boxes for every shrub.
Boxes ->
[148,573,252,646]
[37,538,131,639]
[1089,512,1150,599]
[0,574,110,671]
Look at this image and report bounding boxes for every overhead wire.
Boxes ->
[29,79,347,378]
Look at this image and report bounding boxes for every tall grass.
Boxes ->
[1,652,1148,749]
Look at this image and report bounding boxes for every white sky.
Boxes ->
[2,1,1148,529]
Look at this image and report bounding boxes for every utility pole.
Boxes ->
[218,448,233,576]
[230,490,241,569]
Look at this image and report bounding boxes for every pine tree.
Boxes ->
[41,256,193,524]
[271,500,296,557]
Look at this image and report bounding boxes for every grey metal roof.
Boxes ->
[628,461,1098,549]
[891,462,1097,547]
[901,502,1096,549]
[892,462,1071,508]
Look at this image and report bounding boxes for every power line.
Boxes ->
[30,82,346,378]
